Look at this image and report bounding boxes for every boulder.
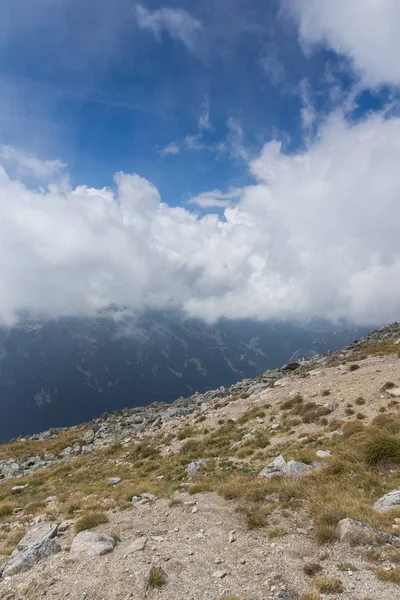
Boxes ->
[374,490,400,513]
[285,460,311,478]
[70,531,117,556]
[259,455,312,479]
[338,518,400,546]
[17,523,58,550]
[258,455,286,478]
[1,537,61,577]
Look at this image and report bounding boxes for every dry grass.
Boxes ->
[361,429,400,465]
[303,563,323,576]
[147,566,167,588]
[75,512,109,533]
[376,567,400,583]
[267,525,287,539]
[314,576,343,594]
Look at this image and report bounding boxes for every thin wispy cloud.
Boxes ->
[136,4,202,53]
[187,188,241,209]
[0,145,66,180]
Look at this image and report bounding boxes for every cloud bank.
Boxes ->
[287,0,400,87]
[1,110,400,326]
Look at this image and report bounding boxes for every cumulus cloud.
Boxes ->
[136,4,202,53]
[1,110,400,326]
[287,0,400,87]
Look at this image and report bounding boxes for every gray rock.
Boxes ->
[70,531,117,556]
[258,455,286,478]
[186,460,204,476]
[1,537,61,577]
[17,523,58,550]
[285,460,311,478]
[107,477,122,486]
[388,388,400,397]
[374,490,400,513]
[338,518,400,546]
[141,493,157,500]
[127,537,148,553]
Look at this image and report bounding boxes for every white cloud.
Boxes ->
[0,145,66,180]
[287,0,400,87]
[136,4,202,53]
[159,141,181,157]
[2,111,400,326]
[188,188,241,209]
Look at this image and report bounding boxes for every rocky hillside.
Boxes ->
[1,324,400,599]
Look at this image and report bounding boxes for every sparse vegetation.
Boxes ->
[376,567,400,583]
[314,576,343,594]
[338,563,357,572]
[355,396,366,405]
[267,525,287,538]
[303,563,323,576]
[147,566,167,588]
[349,364,360,371]
[75,512,109,533]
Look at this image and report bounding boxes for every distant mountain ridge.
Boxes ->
[0,311,370,441]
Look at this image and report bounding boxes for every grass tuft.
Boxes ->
[376,567,400,583]
[75,512,109,533]
[147,566,167,588]
[314,576,343,594]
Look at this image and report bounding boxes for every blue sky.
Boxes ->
[0,0,377,204]
[1,1,400,326]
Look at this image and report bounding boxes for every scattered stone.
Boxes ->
[212,570,227,579]
[229,530,236,543]
[70,531,117,556]
[141,493,157,500]
[127,537,148,553]
[191,506,199,514]
[265,493,280,502]
[388,388,400,397]
[374,490,400,513]
[11,485,29,492]
[58,520,75,533]
[107,477,121,486]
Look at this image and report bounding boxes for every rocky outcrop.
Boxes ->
[374,490,400,512]
[0,524,60,577]
[338,518,400,546]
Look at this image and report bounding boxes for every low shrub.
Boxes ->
[75,512,109,533]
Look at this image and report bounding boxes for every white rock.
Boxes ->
[388,388,400,397]
[229,531,236,543]
[191,506,199,514]
[316,450,332,459]
[212,571,227,579]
